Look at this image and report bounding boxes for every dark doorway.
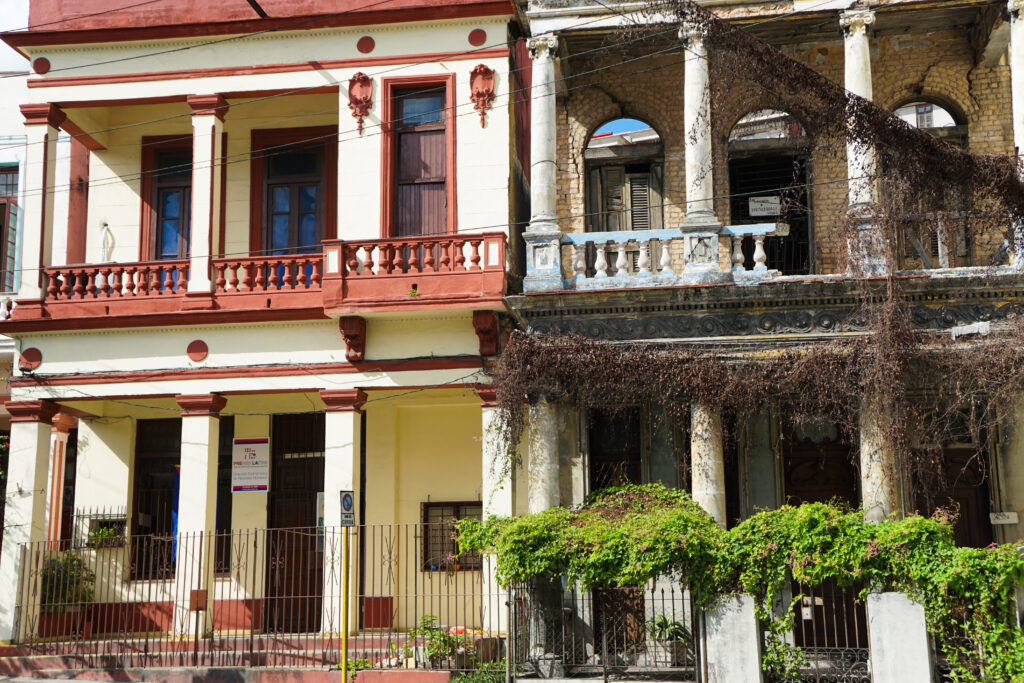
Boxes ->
[266,412,325,634]
[587,409,645,661]
[131,418,182,581]
[588,408,643,492]
[728,153,811,275]
[782,425,867,655]
[915,448,993,548]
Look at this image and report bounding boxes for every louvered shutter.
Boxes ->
[627,173,652,230]
[601,166,626,231]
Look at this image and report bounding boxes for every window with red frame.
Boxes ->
[0,165,19,292]
[393,87,448,237]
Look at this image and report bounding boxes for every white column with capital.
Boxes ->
[841,9,887,275]
[184,95,227,306]
[523,34,565,292]
[16,105,64,305]
[320,389,364,636]
[691,402,726,528]
[0,400,59,641]
[679,24,724,282]
[1008,0,1024,266]
[173,393,225,635]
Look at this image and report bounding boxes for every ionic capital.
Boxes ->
[840,9,875,36]
[677,21,706,46]
[527,33,559,61]
[1010,0,1024,18]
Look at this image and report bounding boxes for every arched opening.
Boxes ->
[727,110,811,275]
[891,99,972,268]
[585,118,664,233]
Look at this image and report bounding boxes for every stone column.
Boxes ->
[528,396,560,513]
[45,413,76,544]
[996,396,1024,542]
[679,24,724,282]
[0,399,59,641]
[859,393,899,523]
[183,95,227,308]
[841,9,887,276]
[477,386,513,635]
[1009,0,1024,266]
[523,34,565,293]
[174,393,226,635]
[691,403,727,527]
[320,389,365,636]
[16,105,65,305]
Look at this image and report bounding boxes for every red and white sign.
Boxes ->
[231,438,270,492]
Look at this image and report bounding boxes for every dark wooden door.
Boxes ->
[783,428,868,652]
[266,413,325,634]
[588,409,645,661]
[916,448,993,548]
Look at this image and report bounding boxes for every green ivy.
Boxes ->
[457,484,1024,681]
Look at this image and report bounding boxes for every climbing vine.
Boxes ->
[458,484,1024,680]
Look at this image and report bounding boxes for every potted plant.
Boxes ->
[409,615,474,669]
[39,551,95,638]
[647,615,691,667]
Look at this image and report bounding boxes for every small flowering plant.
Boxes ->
[40,551,95,613]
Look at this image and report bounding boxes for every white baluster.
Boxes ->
[594,242,609,278]
[732,236,745,272]
[615,242,628,276]
[574,243,586,278]
[660,239,675,275]
[753,235,768,271]
[637,239,651,275]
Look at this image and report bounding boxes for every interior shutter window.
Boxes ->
[601,165,626,231]
[394,88,447,237]
[650,163,664,230]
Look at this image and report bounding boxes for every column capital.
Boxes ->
[677,22,706,45]
[320,389,367,412]
[20,103,66,128]
[5,399,59,424]
[52,413,77,434]
[1011,0,1024,17]
[186,94,229,121]
[839,8,875,35]
[527,33,559,61]
[176,393,227,417]
[475,385,498,408]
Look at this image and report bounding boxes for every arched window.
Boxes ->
[727,110,811,275]
[892,100,970,267]
[893,99,966,147]
[585,119,664,232]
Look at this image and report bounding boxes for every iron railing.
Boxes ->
[11,524,508,673]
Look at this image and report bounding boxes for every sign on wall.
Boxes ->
[340,490,355,527]
[749,196,782,217]
[231,438,270,492]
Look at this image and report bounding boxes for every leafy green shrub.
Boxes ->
[457,483,1024,681]
[409,615,473,666]
[40,551,95,612]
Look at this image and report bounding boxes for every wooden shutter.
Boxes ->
[1,201,15,291]
[601,166,626,231]
[396,128,446,237]
[627,173,652,230]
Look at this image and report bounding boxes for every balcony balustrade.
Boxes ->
[322,232,507,314]
[5,233,508,325]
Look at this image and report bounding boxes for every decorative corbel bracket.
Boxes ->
[473,310,499,356]
[340,315,367,362]
[348,72,373,135]
[469,64,496,127]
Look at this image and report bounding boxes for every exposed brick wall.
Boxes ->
[554,27,1013,275]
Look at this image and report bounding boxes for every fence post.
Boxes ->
[702,594,762,683]
[867,592,932,683]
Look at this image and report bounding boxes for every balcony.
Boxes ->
[322,232,508,315]
[4,233,508,329]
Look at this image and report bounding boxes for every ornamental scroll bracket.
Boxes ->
[348,72,373,135]
[469,64,495,127]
